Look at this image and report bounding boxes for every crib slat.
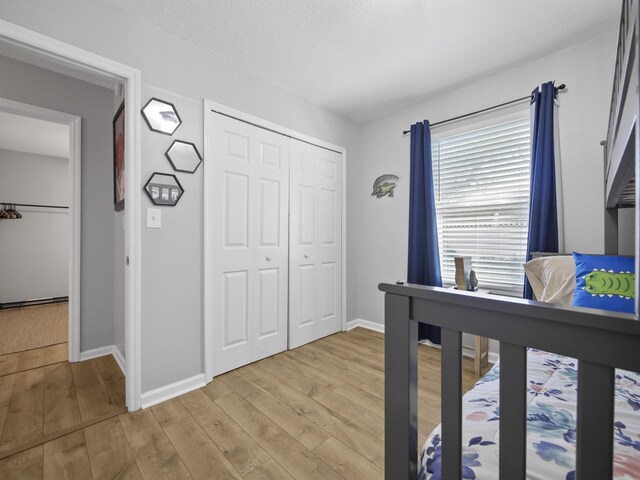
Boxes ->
[499,342,527,479]
[441,328,462,479]
[384,293,417,480]
[576,361,614,480]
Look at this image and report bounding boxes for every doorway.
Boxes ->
[0,100,81,366]
[0,19,142,410]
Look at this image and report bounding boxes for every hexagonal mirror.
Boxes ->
[141,97,182,135]
[165,140,203,174]
[143,172,184,206]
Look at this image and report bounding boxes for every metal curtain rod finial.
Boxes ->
[402,82,567,135]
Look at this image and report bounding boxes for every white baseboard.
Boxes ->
[346,318,385,334]
[112,347,126,375]
[140,373,206,409]
[79,345,125,375]
[346,317,499,364]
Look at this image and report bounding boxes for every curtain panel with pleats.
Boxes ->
[524,81,559,298]
[408,120,443,343]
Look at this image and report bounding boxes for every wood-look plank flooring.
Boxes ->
[0,343,68,377]
[0,350,126,461]
[0,328,481,479]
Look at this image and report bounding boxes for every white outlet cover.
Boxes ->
[146,208,161,229]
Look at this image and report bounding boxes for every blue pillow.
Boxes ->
[572,252,635,313]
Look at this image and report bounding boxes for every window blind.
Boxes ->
[432,117,531,294]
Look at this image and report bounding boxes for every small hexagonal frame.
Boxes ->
[165,140,203,174]
[143,172,184,207]
[141,97,182,136]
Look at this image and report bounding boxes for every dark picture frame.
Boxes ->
[113,100,125,211]
[143,172,185,207]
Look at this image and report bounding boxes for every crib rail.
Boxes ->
[380,283,640,480]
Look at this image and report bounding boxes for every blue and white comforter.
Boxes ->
[420,349,640,479]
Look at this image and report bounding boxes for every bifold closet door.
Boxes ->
[208,113,289,376]
[289,139,342,349]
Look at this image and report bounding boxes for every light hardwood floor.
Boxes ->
[0,343,68,377]
[0,351,126,462]
[0,328,480,479]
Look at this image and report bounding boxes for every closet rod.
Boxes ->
[1,202,69,209]
[0,296,69,310]
[401,83,566,135]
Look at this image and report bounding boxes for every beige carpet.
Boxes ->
[0,304,67,355]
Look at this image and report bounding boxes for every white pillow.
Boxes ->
[524,256,576,306]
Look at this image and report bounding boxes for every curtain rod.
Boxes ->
[402,83,566,135]
[1,202,69,209]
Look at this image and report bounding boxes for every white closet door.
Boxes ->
[289,139,342,349]
[252,128,290,362]
[208,113,289,376]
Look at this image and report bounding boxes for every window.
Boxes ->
[432,116,531,294]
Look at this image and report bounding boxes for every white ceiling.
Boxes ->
[0,111,69,158]
[102,0,619,124]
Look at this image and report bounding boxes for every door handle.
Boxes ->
[304,254,309,259]
[266,257,272,262]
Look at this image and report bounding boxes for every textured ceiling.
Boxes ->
[0,111,69,158]
[102,0,619,124]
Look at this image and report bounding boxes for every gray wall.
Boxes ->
[352,33,618,339]
[619,208,635,255]
[140,86,204,390]
[0,55,116,352]
[0,0,361,393]
[0,149,69,303]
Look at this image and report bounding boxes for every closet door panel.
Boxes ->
[317,149,342,338]
[224,173,250,248]
[289,140,342,348]
[319,261,337,319]
[226,130,251,162]
[251,128,289,362]
[210,116,255,375]
[223,271,250,347]
[289,141,316,348]
[258,179,280,247]
[210,115,289,374]
[257,268,279,337]
[318,188,336,245]
[298,186,316,245]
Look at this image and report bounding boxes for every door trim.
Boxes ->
[0,19,143,410]
[0,98,81,363]
[203,100,347,383]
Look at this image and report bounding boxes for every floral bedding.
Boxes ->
[420,349,640,480]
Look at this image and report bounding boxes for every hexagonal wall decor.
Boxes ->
[141,97,182,135]
[143,172,184,206]
[165,140,203,174]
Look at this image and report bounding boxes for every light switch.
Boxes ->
[146,208,161,228]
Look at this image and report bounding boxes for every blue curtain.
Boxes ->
[408,120,443,343]
[525,82,558,299]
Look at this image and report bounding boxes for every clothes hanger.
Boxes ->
[12,204,22,219]
[7,204,17,219]
[0,204,9,219]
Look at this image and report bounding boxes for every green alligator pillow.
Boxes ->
[572,252,635,313]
